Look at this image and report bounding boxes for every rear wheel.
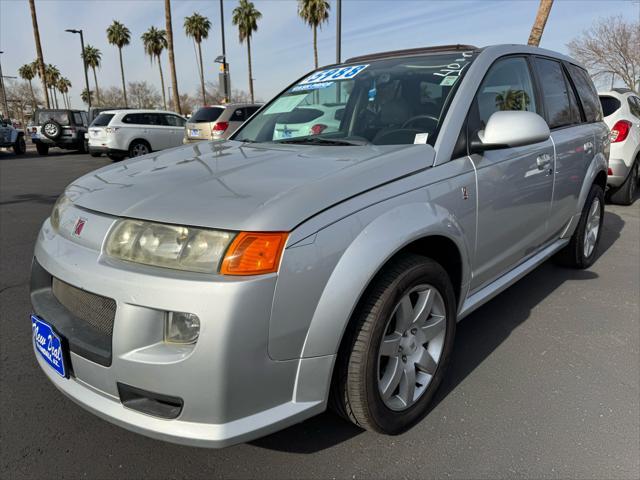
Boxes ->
[331,253,456,434]
[554,183,604,269]
[128,140,150,158]
[36,143,49,156]
[13,135,26,155]
[608,159,638,206]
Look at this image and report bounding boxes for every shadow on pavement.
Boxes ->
[254,211,625,454]
[0,193,59,206]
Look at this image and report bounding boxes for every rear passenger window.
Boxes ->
[73,113,84,125]
[533,58,579,129]
[566,64,603,122]
[470,56,537,131]
[230,109,245,122]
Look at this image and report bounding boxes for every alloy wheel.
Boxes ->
[377,284,446,411]
[131,143,149,157]
[583,197,601,258]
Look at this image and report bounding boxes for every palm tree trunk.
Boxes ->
[52,88,59,108]
[247,36,254,104]
[28,0,49,108]
[165,0,181,114]
[28,79,36,109]
[158,56,167,109]
[118,47,128,107]
[92,67,101,105]
[197,41,206,105]
[313,25,318,69]
[528,0,554,47]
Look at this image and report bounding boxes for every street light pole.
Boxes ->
[336,0,342,64]
[65,29,91,109]
[0,51,10,118]
[219,0,229,103]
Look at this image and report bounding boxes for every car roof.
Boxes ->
[100,109,184,116]
[598,89,637,98]
[198,103,262,109]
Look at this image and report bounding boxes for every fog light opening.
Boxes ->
[164,312,200,344]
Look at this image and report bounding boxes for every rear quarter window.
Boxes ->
[599,96,621,117]
[566,64,603,122]
[91,113,114,127]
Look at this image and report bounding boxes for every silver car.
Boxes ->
[30,44,609,448]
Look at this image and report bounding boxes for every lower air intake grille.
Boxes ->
[52,278,116,337]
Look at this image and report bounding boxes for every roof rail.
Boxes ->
[346,44,479,63]
[612,87,633,94]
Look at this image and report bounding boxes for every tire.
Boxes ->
[36,143,49,156]
[90,152,102,158]
[107,153,125,162]
[330,253,457,434]
[41,120,62,140]
[13,135,26,155]
[608,159,638,206]
[554,183,604,269]
[128,140,150,158]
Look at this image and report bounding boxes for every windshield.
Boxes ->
[36,111,70,126]
[233,51,475,146]
[91,113,114,127]
[191,107,224,123]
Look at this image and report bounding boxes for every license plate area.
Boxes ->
[32,314,69,378]
[190,129,199,137]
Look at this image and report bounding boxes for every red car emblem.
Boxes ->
[73,218,86,237]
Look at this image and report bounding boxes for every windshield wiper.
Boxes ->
[276,136,368,146]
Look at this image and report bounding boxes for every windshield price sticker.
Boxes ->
[298,64,369,85]
[433,51,474,79]
[291,81,334,93]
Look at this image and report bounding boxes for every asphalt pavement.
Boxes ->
[1,148,638,479]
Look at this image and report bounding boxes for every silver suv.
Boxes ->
[30,44,608,448]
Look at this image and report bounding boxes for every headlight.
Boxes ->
[50,194,72,232]
[105,219,234,274]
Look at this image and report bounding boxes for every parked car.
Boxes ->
[272,103,345,140]
[85,106,131,157]
[31,44,608,448]
[87,109,187,160]
[598,88,640,205]
[183,103,261,143]
[0,119,26,154]
[30,109,88,155]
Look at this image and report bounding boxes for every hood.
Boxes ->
[68,140,434,232]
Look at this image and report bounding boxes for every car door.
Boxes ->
[164,114,186,147]
[468,56,555,291]
[145,113,170,150]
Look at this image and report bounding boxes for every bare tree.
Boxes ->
[528,0,554,47]
[567,16,640,91]
[128,81,162,109]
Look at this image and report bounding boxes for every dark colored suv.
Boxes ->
[30,109,88,155]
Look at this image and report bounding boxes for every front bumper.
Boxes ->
[30,210,330,447]
[607,158,630,187]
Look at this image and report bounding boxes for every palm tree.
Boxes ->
[141,27,168,109]
[164,0,181,114]
[528,0,554,46]
[81,88,93,106]
[298,0,330,69]
[28,0,49,108]
[232,0,262,104]
[106,20,131,107]
[82,45,102,105]
[18,63,37,108]
[184,12,212,106]
[57,77,72,108]
[45,64,61,108]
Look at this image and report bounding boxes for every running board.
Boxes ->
[458,238,569,321]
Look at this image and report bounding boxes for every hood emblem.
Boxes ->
[73,218,87,237]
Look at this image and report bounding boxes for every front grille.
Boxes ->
[52,278,116,337]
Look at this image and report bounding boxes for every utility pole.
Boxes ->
[0,52,10,118]
[66,29,91,108]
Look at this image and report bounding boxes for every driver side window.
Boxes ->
[471,57,538,132]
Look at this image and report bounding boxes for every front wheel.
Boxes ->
[331,253,456,434]
[13,136,26,155]
[554,183,604,269]
[35,143,49,156]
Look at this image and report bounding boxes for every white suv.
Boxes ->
[599,89,640,204]
[88,109,187,161]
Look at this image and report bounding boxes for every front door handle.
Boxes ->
[536,153,552,170]
[584,141,594,151]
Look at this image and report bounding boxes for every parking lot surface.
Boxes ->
[1,149,638,479]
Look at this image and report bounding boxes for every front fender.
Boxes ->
[300,201,472,359]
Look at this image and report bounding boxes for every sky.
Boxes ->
[1,0,637,109]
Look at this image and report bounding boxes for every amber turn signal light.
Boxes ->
[220,232,288,275]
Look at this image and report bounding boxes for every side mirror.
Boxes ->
[470,110,550,153]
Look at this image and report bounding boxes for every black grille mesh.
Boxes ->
[52,278,116,336]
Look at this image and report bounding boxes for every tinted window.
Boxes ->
[534,58,577,129]
[628,96,640,118]
[245,106,260,117]
[73,113,84,125]
[164,114,185,127]
[122,113,143,124]
[230,108,245,122]
[36,111,70,125]
[472,56,537,130]
[191,107,224,123]
[91,113,114,127]
[599,96,621,117]
[566,64,602,122]
[123,113,162,125]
